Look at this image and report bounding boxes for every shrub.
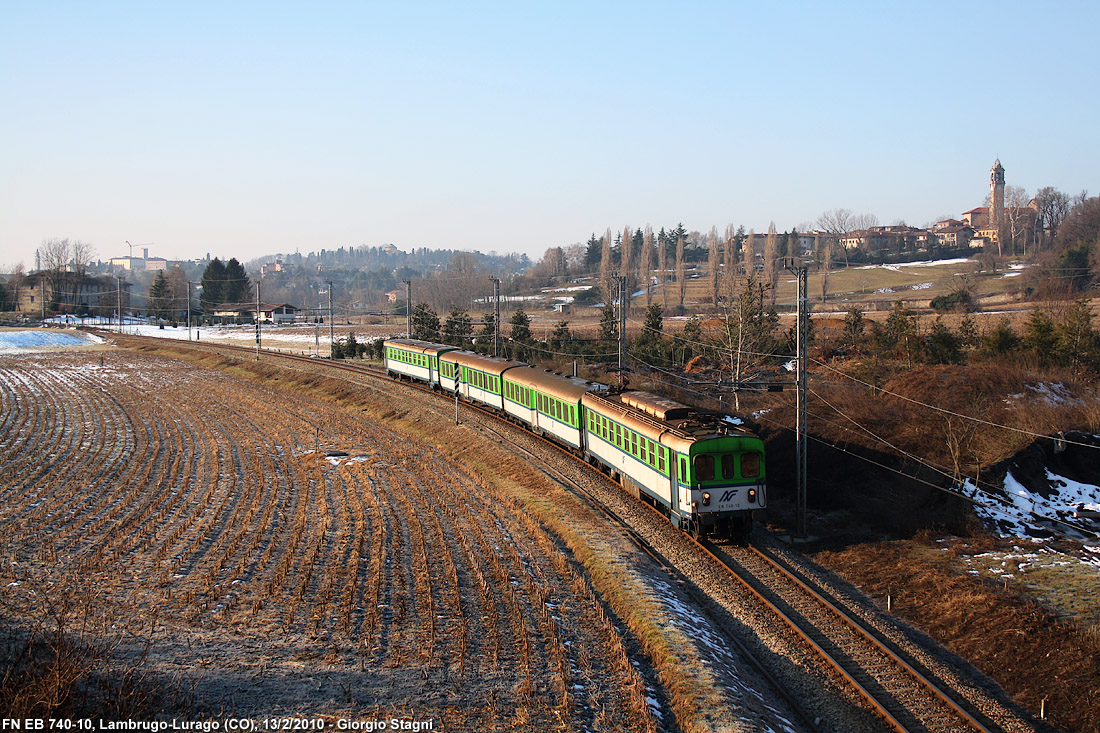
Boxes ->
[930,290,974,313]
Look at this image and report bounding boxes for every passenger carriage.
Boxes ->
[502,366,607,449]
[383,339,458,387]
[582,390,766,538]
[441,350,522,411]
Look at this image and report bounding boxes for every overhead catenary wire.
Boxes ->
[810,356,1100,451]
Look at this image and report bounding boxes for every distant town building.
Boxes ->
[14,272,131,316]
[212,302,300,324]
[108,247,168,272]
[260,260,284,278]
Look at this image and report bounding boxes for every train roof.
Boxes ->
[383,338,458,357]
[504,365,607,402]
[442,349,526,376]
[582,390,756,453]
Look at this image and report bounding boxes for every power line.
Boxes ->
[809,356,1100,450]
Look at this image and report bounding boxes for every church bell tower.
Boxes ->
[990,158,1005,229]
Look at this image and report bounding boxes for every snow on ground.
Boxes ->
[0,329,104,353]
[1006,382,1080,408]
[961,465,1100,542]
[853,257,974,271]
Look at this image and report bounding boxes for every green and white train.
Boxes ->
[384,338,766,538]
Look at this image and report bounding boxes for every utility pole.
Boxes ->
[617,276,626,371]
[783,258,809,538]
[403,280,411,339]
[489,276,500,357]
[255,280,261,360]
[187,281,193,340]
[327,281,334,358]
[115,276,122,333]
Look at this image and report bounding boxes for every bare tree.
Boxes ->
[818,233,832,303]
[658,229,669,311]
[817,209,853,267]
[763,223,779,307]
[1002,185,1031,255]
[675,235,686,311]
[722,224,737,305]
[741,229,755,275]
[620,225,633,311]
[708,226,720,308]
[1033,186,1071,248]
[853,212,879,230]
[534,246,567,279]
[600,227,613,306]
[641,225,654,307]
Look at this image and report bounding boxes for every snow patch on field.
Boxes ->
[0,329,104,353]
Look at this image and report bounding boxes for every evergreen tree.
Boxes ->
[223,258,251,304]
[843,306,865,348]
[550,320,572,348]
[199,258,227,312]
[147,271,170,321]
[925,318,963,365]
[1023,308,1058,364]
[958,315,980,349]
[411,303,440,341]
[981,319,1020,356]
[643,303,664,340]
[1055,300,1097,374]
[442,308,473,346]
[680,315,703,363]
[509,308,531,343]
[479,312,495,337]
[585,233,603,269]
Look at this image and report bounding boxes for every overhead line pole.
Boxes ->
[783,257,809,538]
[489,276,500,356]
[617,275,626,372]
[328,281,334,357]
[255,280,261,360]
[403,280,411,339]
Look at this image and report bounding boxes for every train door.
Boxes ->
[669,449,681,523]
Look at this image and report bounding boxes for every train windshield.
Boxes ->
[741,452,761,478]
[693,452,763,483]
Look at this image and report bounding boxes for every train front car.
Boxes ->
[583,390,765,539]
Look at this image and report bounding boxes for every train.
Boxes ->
[383,338,767,539]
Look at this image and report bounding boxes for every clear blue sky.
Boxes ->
[2,1,1097,270]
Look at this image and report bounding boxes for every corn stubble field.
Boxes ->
[0,349,656,727]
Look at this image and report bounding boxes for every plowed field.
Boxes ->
[0,350,656,728]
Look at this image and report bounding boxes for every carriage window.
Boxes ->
[722,454,735,479]
[741,452,761,478]
[694,455,715,481]
[658,449,666,472]
[630,433,638,455]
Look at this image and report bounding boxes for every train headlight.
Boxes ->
[691,500,699,509]
[702,492,711,506]
[747,488,757,504]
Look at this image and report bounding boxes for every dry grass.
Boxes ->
[0,579,171,718]
[814,536,1100,733]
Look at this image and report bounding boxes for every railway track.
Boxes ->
[105,334,1028,732]
[706,542,997,732]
